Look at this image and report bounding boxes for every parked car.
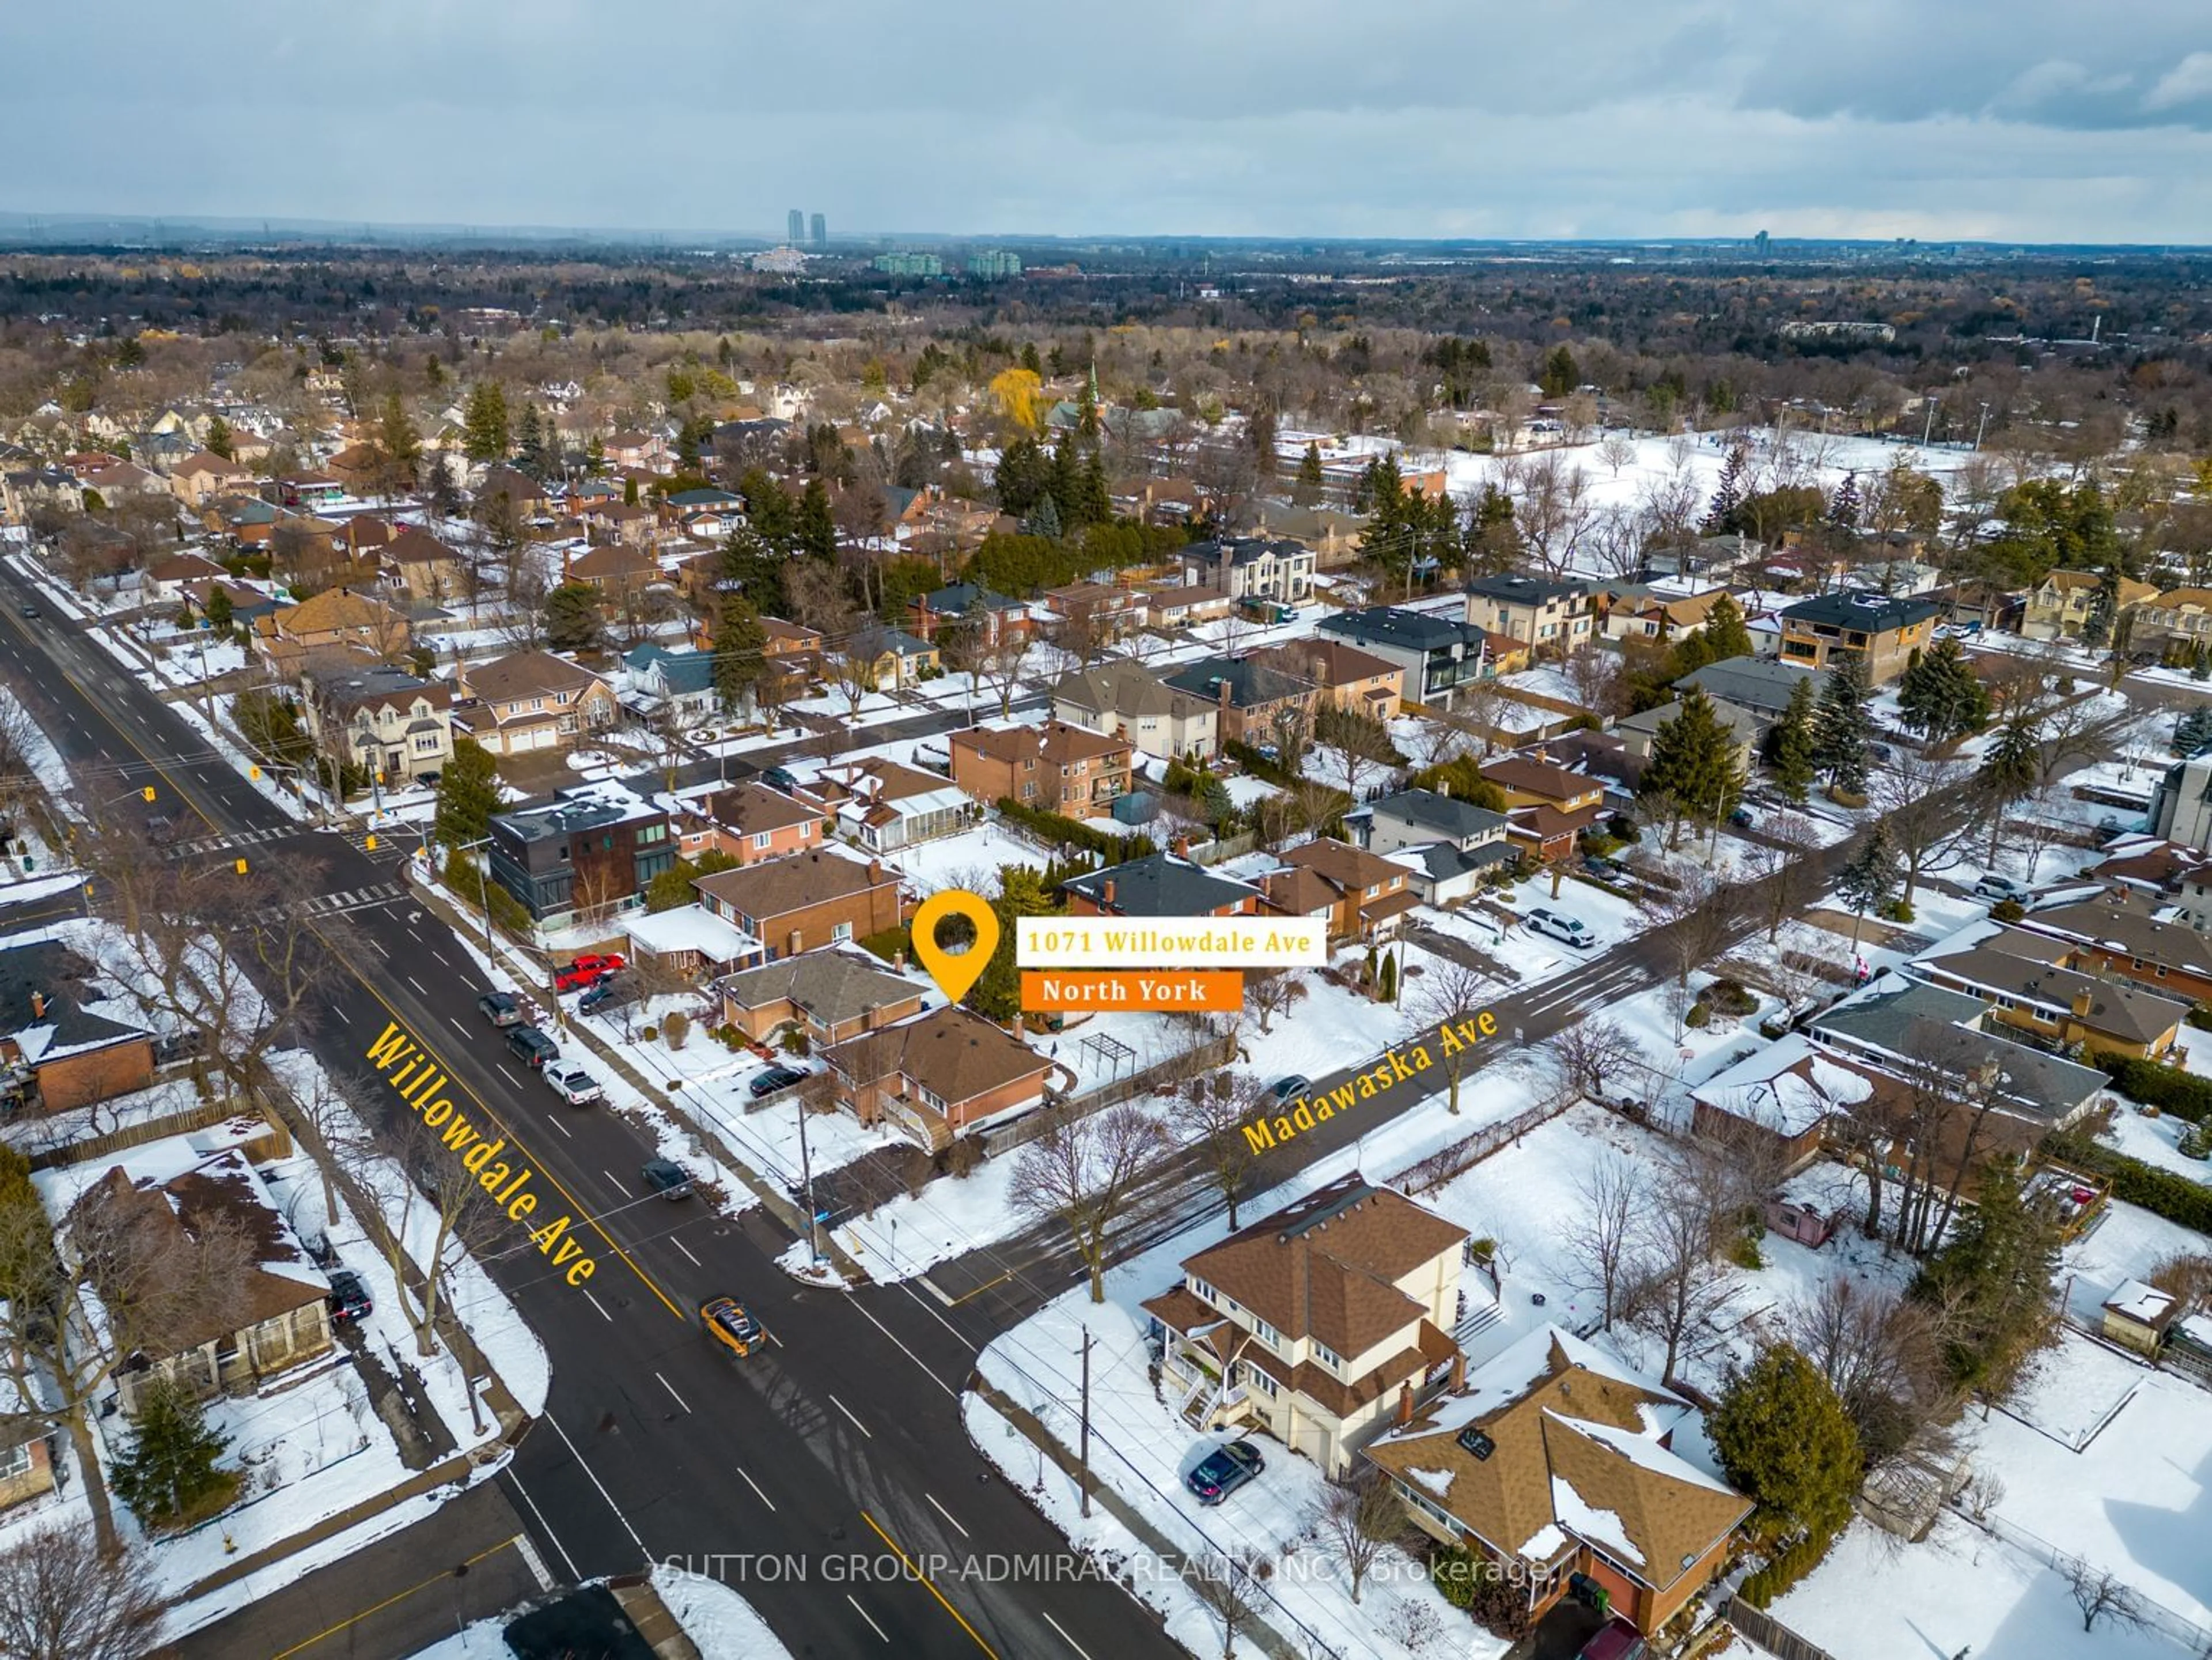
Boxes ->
[555,953,626,992]
[1582,853,1630,881]
[1184,1439,1265,1505]
[1577,1619,1649,1660]
[701,1296,765,1357]
[749,1065,808,1099]
[1526,906,1598,948]
[642,1158,694,1200]
[506,1026,560,1071]
[543,1064,603,1106]
[325,1268,373,1325]
[477,991,524,1028]
[578,975,629,1014]
[1728,805,1756,829]
[1266,1074,1310,1105]
[1973,873,2028,903]
[761,766,800,792]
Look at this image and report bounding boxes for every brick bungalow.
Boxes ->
[0,938,157,1113]
[672,782,823,865]
[823,1004,1061,1149]
[693,849,909,959]
[717,950,929,1045]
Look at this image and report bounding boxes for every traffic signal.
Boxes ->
[365,835,377,851]
[141,786,156,802]
[248,765,262,780]
[234,858,248,875]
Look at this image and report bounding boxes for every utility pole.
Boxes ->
[1078,1329,1093,1519]
[1973,400,1991,452]
[796,1093,824,1263]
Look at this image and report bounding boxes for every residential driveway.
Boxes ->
[1505,1600,1607,1660]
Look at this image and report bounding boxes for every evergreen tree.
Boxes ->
[543,581,605,652]
[2177,708,2212,758]
[994,436,1050,517]
[965,865,1060,1023]
[1895,638,1992,744]
[1977,710,2043,861]
[376,394,421,493]
[623,474,640,506]
[462,381,509,462]
[433,737,502,848]
[1709,1343,1862,1541]
[1377,950,1398,1004]
[796,476,837,559]
[2081,563,2122,652]
[713,592,768,713]
[1703,443,1748,533]
[203,585,234,633]
[1836,824,1899,942]
[2194,642,2211,683]
[584,433,606,474]
[1047,439,1083,527]
[1911,1161,2065,1392]
[1463,482,1518,576]
[1765,673,1819,804]
[1641,686,1747,848]
[1702,592,1754,663]
[738,467,796,554]
[1018,342,1043,377]
[112,1379,231,1526]
[1021,494,1063,540]
[719,523,789,619]
[1294,442,1324,503]
[1538,345,1579,397]
[1074,448,1112,528]
[516,403,546,477]
[1824,471,1861,531]
[205,415,234,460]
[1812,652,1873,793]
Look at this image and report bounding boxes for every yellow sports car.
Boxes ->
[701,1296,765,1357]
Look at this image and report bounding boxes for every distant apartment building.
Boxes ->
[969,249,1022,278]
[873,252,942,277]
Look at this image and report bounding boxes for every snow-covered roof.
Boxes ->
[624,904,762,963]
[1692,1033,1871,1137]
[2104,1278,2177,1325]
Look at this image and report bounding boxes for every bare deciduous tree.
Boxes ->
[0,1522,163,1660]
[1011,1103,1171,1303]
[979,632,1035,720]
[1308,1470,1403,1605]
[1242,969,1308,1037]
[1410,958,1493,1114]
[1565,1154,1643,1329]
[1175,1075,1263,1230]
[1747,812,1824,943]
[2065,1560,2147,1635]
[1543,1015,1643,1107]
[1787,1276,1948,1467]
[1623,1151,1737,1386]
[1191,1547,1270,1660]
[1868,753,1972,902]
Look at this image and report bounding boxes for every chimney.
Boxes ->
[2071,985,2094,1020]
[1217,678,1233,709]
[787,929,804,957]
[1397,1382,1415,1427]
[28,991,43,1021]
[1103,878,1118,909]
[893,950,908,974]
[1173,835,1192,860]
[1437,780,1450,799]
[1449,1352,1467,1391]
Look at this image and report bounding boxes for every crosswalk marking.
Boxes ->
[166,823,302,857]
[257,881,408,922]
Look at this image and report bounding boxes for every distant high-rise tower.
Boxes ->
[810,213,827,249]
[787,208,805,245]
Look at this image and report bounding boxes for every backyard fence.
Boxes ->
[1722,1597,1835,1660]
[1948,1499,2212,1656]
[1395,1092,1577,1197]
[979,1030,1238,1159]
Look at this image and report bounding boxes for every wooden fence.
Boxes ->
[1723,1597,1836,1660]
[1395,1094,1578,1196]
[26,1098,251,1170]
[978,1030,1238,1159]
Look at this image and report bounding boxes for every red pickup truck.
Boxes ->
[555,952,626,992]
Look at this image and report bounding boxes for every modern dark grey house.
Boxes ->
[1317,606,1492,706]
[487,788,677,927]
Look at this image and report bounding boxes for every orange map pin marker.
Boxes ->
[910,890,1001,1004]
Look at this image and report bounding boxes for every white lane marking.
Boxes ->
[1042,1610,1094,1658]
[449,1016,469,1035]
[432,948,452,966]
[582,1289,612,1322]
[926,1492,970,1538]
[737,1466,777,1511]
[548,1116,573,1139]
[502,1468,584,1583]
[406,975,427,996]
[330,1004,352,1025]
[544,1413,649,1556]
[654,1371,692,1414]
[672,1237,701,1267]
[916,1275,955,1307]
[827,1394,873,1438]
[847,1594,888,1643]
[844,1295,956,1397]
[602,1167,626,1192]
[498,1064,524,1087]
[512,1531,555,1590]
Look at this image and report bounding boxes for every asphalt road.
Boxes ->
[0,564,1176,1660]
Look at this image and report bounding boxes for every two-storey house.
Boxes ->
[1175,536,1317,607]
[1317,606,1494,707]
[1347,786,1514,903]
[1160,655,1317,746]
[1261,837,1421,943]
[824,1005,1059,1151]
[672,782,823,865]
[1050,662,1219,762]
[1142,1176,1467,1475]
[453,651,618,756]
[2021,569,2156,643]
[299,656,454,784]
[1777,590,1939,683]
[948,721,1133,815]
[1463,574,1596,656]
[1062,853,1267,918]
[797,759,974,853]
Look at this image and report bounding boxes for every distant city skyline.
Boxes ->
[3,3,2210,243]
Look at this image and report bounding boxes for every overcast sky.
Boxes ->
[5,2,2210,243]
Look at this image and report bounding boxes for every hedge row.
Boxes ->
[1740,1527,1838,1609]
[994,797,1156,863]
[2093,1051,2212,1124]
[1222,739,1303,791]
[2044,1130,2212,1237]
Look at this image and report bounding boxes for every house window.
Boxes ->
[1244,1362,1278,1398]
[1313,1340,1344,1373]
[915,1083,948,1111]
[831,921,853,943]
[752,831,773,850]
[1248,1315,1281,1348]
[0,1442,31,1483]
[637,823,665,845]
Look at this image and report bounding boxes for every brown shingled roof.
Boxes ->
[693,848,897,923]
[825,1005,1049,1111]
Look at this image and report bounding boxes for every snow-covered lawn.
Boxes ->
[878,820,1049,893]
[1771,1512,2175,1660]
[650,1563,797,1659]
[2102,1105,2212,1185]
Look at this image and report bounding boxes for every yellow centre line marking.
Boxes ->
[32,616,682,1322]
[860,1508,1001,1659]
[268,1537,520,1658]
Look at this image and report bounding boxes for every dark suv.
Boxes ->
[1184,1439,1265,1505]
[478,992,524,1028]
[326,1269,373,1324]
[506,1026,560,1071]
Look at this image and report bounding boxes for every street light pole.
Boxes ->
[795,1090,824,1263]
